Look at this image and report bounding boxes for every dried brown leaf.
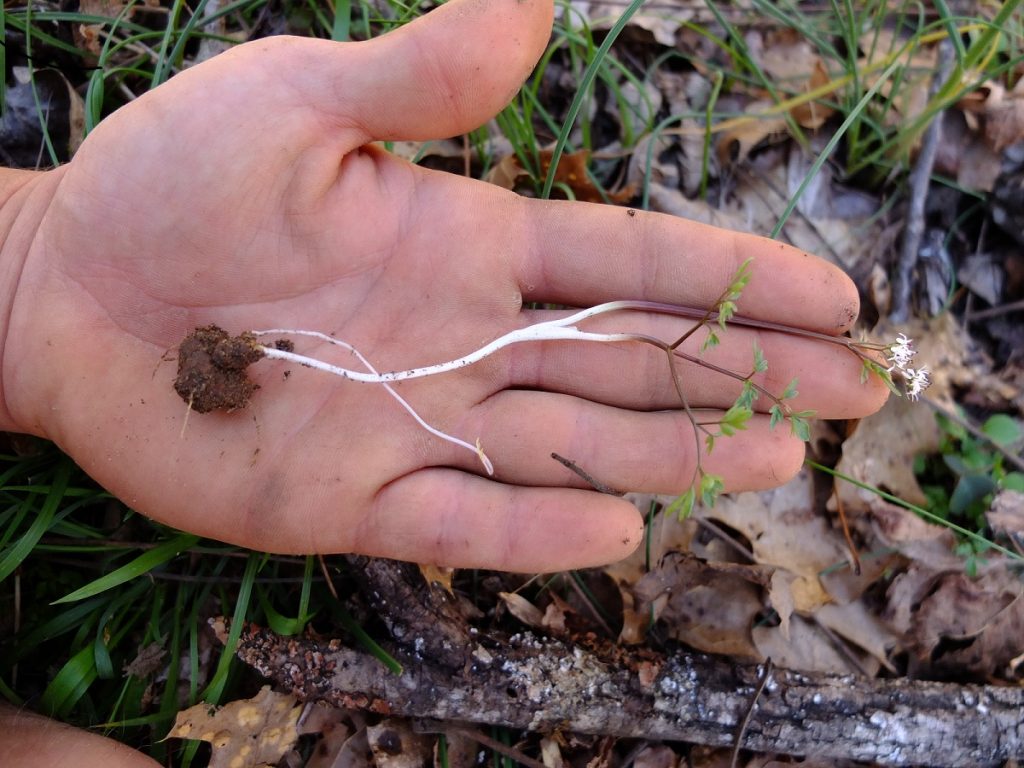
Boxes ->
[604,494,700,644]
[707,470,850,612]
[655,576,764,659]
[123,641,166,679]
[299,705,356,768]
[815,601,898,671]
[168,686,301,768]
[484,153,524,190]
[498,592,545,629]
[889,566,1024,678]
[716,107,788,166]
[418,564,455,594]
[633,745,678,768]
[988,490,1024,540]
[752,614,859,674]
[486,150,633,203]
[982,78,1024,152]
[367,720,433,768]
[540,736,565,768]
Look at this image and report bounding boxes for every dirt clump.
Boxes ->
[174,325,264,413]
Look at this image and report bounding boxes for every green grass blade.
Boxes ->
[807,459,1024,562]
[52,532,200,604]
[335,603,403,675]
[0,461,71,581]
[202,551,260,703]
[333,0,351,40]
[771,56,902,239]
[151,0,186,88]
[23,3,61,167]
[11,598,103,662]
[39,645,97,717]
[541,0,646,200]
[0,674,24,706]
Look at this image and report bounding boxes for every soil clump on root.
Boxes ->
[174,325,264,413]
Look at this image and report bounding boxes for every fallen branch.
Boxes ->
[228,558,1024,767]
[890,39,955,323]
[233,621,1023,767]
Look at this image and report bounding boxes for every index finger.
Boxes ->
[517,199,860,335]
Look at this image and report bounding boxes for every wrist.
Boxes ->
[0,167,65,434]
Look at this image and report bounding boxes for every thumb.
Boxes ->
[331,0,553,141]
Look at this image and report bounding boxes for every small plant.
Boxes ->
[916,409,1024,568]
[174,260,928,512]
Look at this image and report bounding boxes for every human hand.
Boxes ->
[0,704,159,768]
[0,0,887,571]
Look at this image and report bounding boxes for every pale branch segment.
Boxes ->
[233,622,1024,767]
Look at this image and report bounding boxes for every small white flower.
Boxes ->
[886,333,917,372]
[905,366,930,401]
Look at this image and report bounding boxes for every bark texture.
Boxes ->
[231,558,1024,767]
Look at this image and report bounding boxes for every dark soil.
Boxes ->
[174,325,265,413]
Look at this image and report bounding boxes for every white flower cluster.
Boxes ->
[886,334,930,401]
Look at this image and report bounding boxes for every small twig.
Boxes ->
[695,517,755,562]
[551,453,624,496]
[966,298,1024,321]
[730,658,773,768]
[318,554,339,600]
[832,476,862,576]
[890,40,955,323]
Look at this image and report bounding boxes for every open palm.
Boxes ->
[2,0,886,571]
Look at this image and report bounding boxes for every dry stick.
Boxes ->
[551,452,624,496]
[890,40,955,323]
[831,479,862,576]
[967,297,1024,320]
[729,658,773,768]
[233,621,1024,767]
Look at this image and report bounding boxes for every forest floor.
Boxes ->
[1,0,1023,766]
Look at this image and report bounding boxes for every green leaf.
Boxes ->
[982,414,1021,446]
[1003,472,1024,492]
[949,474,997,516]
[790,416,811,442]
[666,488,696,521]
[735,380,757,410]
[52,532,200,604]
[780,377,799,401]
[717,300,736,330]
[705,433,716,454]
[752,343,768,373]
[864,360,901,396]
[699,473,724,508]
[701,330,720,352]
[727,258,754,297]
[769,404,785,431]
[721,404,753,436]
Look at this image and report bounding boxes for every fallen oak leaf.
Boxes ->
[168,685,301,768]
[486,149,634,204]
